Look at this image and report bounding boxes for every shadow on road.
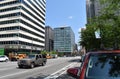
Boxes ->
[26,74,48,79]
[16,65,45,69]
[68,58,80,62]
[26,74,76,79]
[56,74,76,79]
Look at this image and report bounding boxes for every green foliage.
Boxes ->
[79,0,120,51]
[40,50,47,55]
[41,50,57,55]
[58,52,64,57]
[50,51,57,54]
[80,21,101,51]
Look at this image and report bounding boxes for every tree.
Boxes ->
[80,21,101,51]
[50,51,57,54]
[79,0,120,51]
[99,0,120,49]
[40,50,47,55]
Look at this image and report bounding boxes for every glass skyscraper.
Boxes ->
[0,0,46,55]
[86,0,105,23]
[54,27,75,55]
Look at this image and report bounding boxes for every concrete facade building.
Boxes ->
[86,0,103,23]
[0,0,46,55]
[45,26,54,52]
[54,27,75,55]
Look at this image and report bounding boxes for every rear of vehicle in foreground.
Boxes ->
[67,51,120,79]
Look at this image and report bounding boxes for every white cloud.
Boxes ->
[78,28,81,32]
[68,16,73,19]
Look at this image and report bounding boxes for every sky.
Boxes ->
[45,0,87,44]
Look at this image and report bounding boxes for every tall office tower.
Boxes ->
[0,0,46,55]
[86,0,95,22]
[54,27,75,56]
[86,0,103,23]
[45,26,54,52]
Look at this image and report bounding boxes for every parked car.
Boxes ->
[67,50,120,79]
[17,54,47,68]
[0,55,9,62]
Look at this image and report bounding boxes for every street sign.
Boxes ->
[95,29,101,38]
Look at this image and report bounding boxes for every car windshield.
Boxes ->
[85,53,120,79]
[28,55,35,58]
[0,56,5,58]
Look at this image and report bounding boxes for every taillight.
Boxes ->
[79,55,89,79]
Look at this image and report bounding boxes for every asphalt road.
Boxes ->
[0,56,81,79]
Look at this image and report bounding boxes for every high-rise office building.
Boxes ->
[0,0,46,55]
[45,26,54,52]
[86,0,103,23]
[54,27,75,55]
[86,0,95,21]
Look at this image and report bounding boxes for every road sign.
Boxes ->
[95,29,101,38]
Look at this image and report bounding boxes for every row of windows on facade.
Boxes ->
[20,12,45,26]
[0,41,44,48]
[0,19,45,34]
[0,7,45,25]
[28,0,46,14]
[18,0,46,8]
[0,6,45,24]
[0,26,45,39]
[54,30,70,33]
[0,1,45,21]
[38,0,46,8]
[0,11,45,29]
[0,33,45,43]
[54,47,72,50]
[28,0,46,12]
[54,46,72,49]
[0,1,20,7]
[0,0,46,13]
[54,40,71,42]
[54,36,71,40]
[54,42,72,44]
[53,49,72,52]
[54,32,72,37]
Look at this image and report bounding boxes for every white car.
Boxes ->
[0,55,9,62]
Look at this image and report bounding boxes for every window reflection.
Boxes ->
[86,53,120,79]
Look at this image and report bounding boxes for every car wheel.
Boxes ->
[30,63,34,68]
[42,62,46,66]
[18,65,23,68]
[5,59,8,62]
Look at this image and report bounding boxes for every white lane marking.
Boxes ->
[59,62,81,76]
[0,65,52,79]
[44,62,77,79]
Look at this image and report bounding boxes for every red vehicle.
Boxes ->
[67,50,120,79]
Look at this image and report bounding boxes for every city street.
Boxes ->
[0,57,81,79]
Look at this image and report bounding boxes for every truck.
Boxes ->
[17,54,47,68]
